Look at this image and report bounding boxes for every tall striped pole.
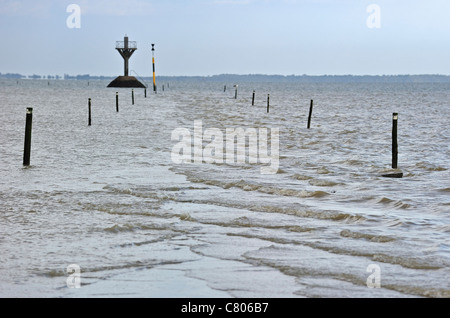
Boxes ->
[152,44,156,93]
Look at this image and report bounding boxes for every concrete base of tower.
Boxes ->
[107,76,146,88]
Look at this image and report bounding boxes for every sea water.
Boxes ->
[0,78,449,297]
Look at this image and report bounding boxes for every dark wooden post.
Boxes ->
[23,108,33,166]
[381,112,403,178]
[88,98,92,126]
[307,99,313,129]
[392,113,398,169]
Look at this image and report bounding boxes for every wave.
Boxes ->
[316,167,331,174]
[39,260,184,279]
[371,254,444,270]
[339,229,395,242]
[415,161,447,172]
[184,175,331,199]
[376,197,412,209]
[102,174,364,225]
[103,223,168,233]
[240,244,449,297]
[102,185,178,202]
[308,178,340,187]
[181,196,367,224]
[291,174,313,180]
[241,232,447,271]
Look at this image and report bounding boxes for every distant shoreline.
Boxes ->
[2,73,450,83]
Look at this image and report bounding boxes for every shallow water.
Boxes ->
[0,79,449,297]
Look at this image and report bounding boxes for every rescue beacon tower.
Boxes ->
[107,35,145,88]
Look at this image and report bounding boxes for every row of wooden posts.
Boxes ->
[22,86,400,175]
[229,85,313,121]
[229,85,273,113]
[229,85,399,170]
[89,88,141,126]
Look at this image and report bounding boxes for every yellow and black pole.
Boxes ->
[152,44,156,93]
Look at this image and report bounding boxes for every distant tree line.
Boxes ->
[0,72,113,80]
[63,74,115,80]
[2,72,450,83]
[0,72,26,79]
[0,73,63,79]
[155,74,450,83]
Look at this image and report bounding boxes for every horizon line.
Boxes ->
[2,72,450,78]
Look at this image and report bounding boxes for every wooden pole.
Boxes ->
[307,99,313,129]
[392,113,398,169]
[252,90,255,106]
[88,98,91,126]
[23,108,33,166]
[267,94,270,113]
[132,89,134,105]
[116,92,119,112]
[234,85,238,99]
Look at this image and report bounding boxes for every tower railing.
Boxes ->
[116,41,137,49]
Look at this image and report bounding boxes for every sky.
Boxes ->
[0,0,450,77]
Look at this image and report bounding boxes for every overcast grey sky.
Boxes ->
[1,0,449,76]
